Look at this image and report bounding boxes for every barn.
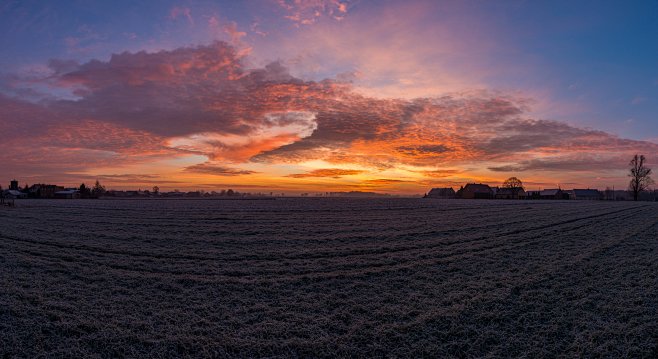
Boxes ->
[495,187,527,199]
[460,184,494,199]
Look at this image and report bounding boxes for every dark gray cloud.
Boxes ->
[184,162,258,176]
[488,155,631,172]
[396,145,452,155]
[1,41,657,184]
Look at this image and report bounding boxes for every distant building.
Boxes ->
[460,183,493,199]
[424,187,456,199]
[539,189,565,200]
[9,179,18,191]
[54,189,80,199]
[525,190,541,199]
[3,189,27,199]
[570,189,602,200]
[495,187,527,199]
[28,184,65,199]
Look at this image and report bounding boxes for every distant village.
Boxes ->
[424,183,658,201]
[0,179,396,202]
[0,179,273,200]
[1,177,657,202]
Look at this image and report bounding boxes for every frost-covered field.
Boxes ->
[1,198,657,357]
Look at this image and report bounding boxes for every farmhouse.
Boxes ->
[539,189,565,200]
[495,187,527,199]
[28,184,65,198]
[425,187,456,199]
[460,183,493,199]
[2,189,27,199]
[525,190,541,199]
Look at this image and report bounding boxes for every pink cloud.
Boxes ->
[223,21,247,44]
[250,20,268,37]
[169,6,194,25]
[276,0,352,26]
[3,41,657,190]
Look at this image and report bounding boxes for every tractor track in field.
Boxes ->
[0,203,650,283]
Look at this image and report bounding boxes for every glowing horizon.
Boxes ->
[1,1,657,194]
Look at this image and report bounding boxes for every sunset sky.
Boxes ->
[1,0,657,194]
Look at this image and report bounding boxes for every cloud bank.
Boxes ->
[1,41,656,190]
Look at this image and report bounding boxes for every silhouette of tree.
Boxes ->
[629,154,653,201]
[79,183,91,198]
[227,189,235,196]
[152,186,160,196]
[456,185,464,198]
[92,180,106,198]
[502,177,524,196]
[503,177,524,189]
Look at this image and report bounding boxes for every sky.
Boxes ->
[0,0,657,194]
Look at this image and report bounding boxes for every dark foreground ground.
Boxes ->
[1,198,657,358]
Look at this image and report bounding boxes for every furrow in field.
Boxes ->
[1,204,649,284]
[0,203,633,266]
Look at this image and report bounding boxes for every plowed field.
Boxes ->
[1,199,657,357]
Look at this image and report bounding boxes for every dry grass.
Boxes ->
[1,198,657,357]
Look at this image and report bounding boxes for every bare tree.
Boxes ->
[502,177,524,196]
[503,177,524,189]
[79,183,91,198]
[628,154,653,201]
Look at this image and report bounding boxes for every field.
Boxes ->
[1,198,657,357]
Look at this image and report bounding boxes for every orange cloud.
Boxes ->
[287,168,364,178]
[3,41,658,192]
[184,162,258,176]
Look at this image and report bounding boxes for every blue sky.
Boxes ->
[1,0,655,139]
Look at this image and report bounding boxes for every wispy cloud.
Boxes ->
[223,21,246,44]
[169,6,193,25]
[64,24,103,55]
[363,178,415,185]
[277,0,352,26]
[631,96,647,105]
[184,162,258,176]
[286,168,364,178]
[487,154,629,172]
